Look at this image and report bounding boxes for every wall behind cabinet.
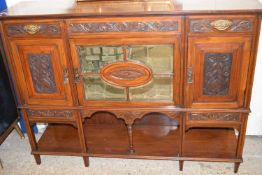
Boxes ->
[4,0,262,135]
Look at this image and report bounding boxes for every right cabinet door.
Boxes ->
[186,36,252,108]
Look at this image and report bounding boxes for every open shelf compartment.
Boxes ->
[183,128,238,159]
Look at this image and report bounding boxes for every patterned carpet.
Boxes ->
[0,131,262,175]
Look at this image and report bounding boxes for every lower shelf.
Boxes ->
[183,128,238,159]
[85,124,180,158]
[36,124,238,161]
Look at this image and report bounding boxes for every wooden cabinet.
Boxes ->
[0,0,261,173]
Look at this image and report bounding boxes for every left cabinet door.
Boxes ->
[10,39,73,106]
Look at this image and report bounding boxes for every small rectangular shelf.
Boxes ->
[37,124,82,155]
[183,128,238,159]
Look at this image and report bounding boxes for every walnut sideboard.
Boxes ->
[0,0,262,173]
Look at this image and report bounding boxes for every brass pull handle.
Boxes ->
[210,20,233,31]
[187,67,193,84]
[74,68,81,84]
[24,24,41,34]
[63,68,69,84]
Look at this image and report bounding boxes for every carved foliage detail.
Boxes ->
[7,24,60,36]
[190,19,252,32]
[28,54,57,93]
[69,21,178,33]
[27,110,73,118]
[203,53,232,96]
[188,113,240,121]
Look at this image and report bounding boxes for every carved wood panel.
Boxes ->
[27,110,73,118]
[28,53,57,93]
[190,19,253,33]
[188,113,240,121]
[203,53,233,96]
[6,23,61,36]
[69,21,178,33]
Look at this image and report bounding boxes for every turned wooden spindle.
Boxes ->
[127,124,135,154]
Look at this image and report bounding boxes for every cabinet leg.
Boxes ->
[33,154,41,165]
[234,162,240,173]
[0,158,3,169]
[14,122,25,139]
[179,160,184,171]
[127,124,135,154]
[83,156,89,167]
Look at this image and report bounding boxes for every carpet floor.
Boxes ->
[0,131,262,175]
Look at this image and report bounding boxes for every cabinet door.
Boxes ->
[186,36,252,108]
[70,37,181,107]
[10,39,73,106]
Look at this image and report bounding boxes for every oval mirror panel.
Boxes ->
[100,61,153,87]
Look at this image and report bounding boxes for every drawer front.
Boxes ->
[66,16,181,37]
[188,16,255,33]
[26,109,75,122]
[186,112,242,130]
[187,113,241,122]
[4,20,62,37]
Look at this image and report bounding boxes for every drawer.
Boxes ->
[4,20,62,37]
[66,16,181,37]
[188,15,255,33]
[26,109,75,122]
[186,112,242,130]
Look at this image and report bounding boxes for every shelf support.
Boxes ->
[127,124,135,154]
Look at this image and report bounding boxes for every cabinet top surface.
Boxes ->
[1,0,262,19]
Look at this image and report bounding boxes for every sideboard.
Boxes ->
[0,0,262,173]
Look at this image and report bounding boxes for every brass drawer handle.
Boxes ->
[187,67,193,83]
[210,20,233,31]
[24,24,41,34]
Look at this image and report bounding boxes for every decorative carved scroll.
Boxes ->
[69,21,178,33]
[203,53,232,96]
[188,113,240,121]
[190,19,252,33]
[27,110,73,118]
[28,54,57,93]
[100,62,152,87]
[7,23,60,36]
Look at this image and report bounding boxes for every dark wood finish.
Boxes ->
[0,0,261,173]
